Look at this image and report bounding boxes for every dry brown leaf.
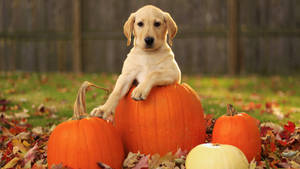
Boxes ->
[32,126,43,135]
[14,109,30,118]
[12,139,28,155]
[15,131,30,140]
[2,157,20,169]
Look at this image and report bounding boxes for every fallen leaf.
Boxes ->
[174,148,188,158]
[133,155,149,169]
[12,139,28,155]
[260,122,283,133]
[284,121,296,133]
[32,126,43,135]
[2,127,14,137]
[0,99,10,105]
[282,150,298,158]
[32,163,46,169]
[15,131,30,140]
[272,107,284,120]
[2,157,20,169]
[123,152,145,168]
[249,159,257,169]
[289,160,300,168]
[14,109,30,118]
[24,143,38,164]
[97,162,113,169]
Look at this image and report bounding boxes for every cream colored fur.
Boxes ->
[91,5,181,118]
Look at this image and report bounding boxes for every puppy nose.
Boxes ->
[144,37,154,46]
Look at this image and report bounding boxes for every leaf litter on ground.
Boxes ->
[1,105,300,168]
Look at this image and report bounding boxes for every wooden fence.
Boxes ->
[0,0,299,74]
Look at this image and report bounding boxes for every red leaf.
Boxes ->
[277,140,288,146]
[284,121,295,133]
[266,102,273,109]
[260,126,272,137]
[270,141,276,152]
[0,99,10,105]
[279,130,290,140]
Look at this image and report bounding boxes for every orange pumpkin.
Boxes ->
[212,104,261,162]
[47,81,124,169]
[115,83,206,155]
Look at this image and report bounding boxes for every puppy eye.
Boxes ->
[137,22,144,27]
[154,22,161,27]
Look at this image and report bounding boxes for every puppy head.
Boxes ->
[123,5,177,51]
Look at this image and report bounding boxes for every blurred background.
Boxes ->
[0,0,299,75]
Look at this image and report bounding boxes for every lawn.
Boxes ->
[0,72,299,127]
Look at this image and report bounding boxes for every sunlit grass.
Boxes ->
[1,72,299,127]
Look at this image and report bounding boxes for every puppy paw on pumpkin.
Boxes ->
[90,105,113,120]
[131,86,150,101]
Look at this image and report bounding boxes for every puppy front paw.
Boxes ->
[131,86,150,101]
[90,105,113,120]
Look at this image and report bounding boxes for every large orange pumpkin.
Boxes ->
[212,104,261,162]
[47,81,124,169]
[115,83,206,155]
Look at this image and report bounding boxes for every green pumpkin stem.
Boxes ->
[227,104,238,116]
[73,81,109,120]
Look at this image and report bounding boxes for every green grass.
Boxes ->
[1,72,299,127]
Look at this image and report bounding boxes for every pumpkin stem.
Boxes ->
[227,104,238,116]
[73,81,109,120]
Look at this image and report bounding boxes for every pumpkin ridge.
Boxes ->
[154,90,159,153]
[136,100,143,153]
[63,122,78,168]
[165,87,173,153]
[75,119,90,169]
[157,88,164,153]
[101,120,110,164]
[176,85,187,150]
[79,119,95,169]
[58,124,69,165]
[74,120,82,169]
[91,118,106,165]
[103,121,115,166]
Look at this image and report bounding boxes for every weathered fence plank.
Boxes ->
[73,0,82,73]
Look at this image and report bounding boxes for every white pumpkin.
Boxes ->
[186,143,249,169]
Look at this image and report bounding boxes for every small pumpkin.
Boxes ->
[115,83,206,155]
[212,104,261,162]
[186,143,249,169]
[47,81,124,169]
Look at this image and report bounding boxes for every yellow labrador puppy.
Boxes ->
[91,5,181,118]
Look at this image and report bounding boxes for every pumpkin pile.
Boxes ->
[47,82,262,169]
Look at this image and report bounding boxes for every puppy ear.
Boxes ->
[123,13,135,46]
[164,12,177,46]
